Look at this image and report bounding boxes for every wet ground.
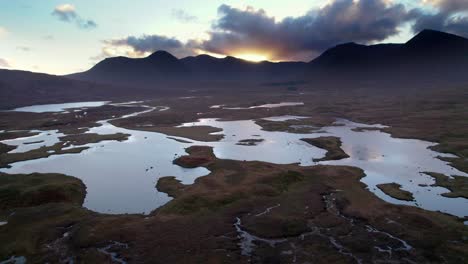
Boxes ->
[0,93,467,263]
[1,101,467,217]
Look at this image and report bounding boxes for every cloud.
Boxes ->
[172,9,198,23]
[95,0,468,62]
[412,12,468,36]
[16,46,31,52]
[0,58,11,68]
[198,0,414,60]
[106,35,184,54]
[413,0,468,36]
[52,4,76,21]
[93,34,196,61]
[52,4,97,29]
[422,0,468,12]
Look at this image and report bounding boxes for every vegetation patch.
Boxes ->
[0,131,40,141]
[236,138,264,146]
[134,126,223,142]
[265,171,305,193]
[173,146,215,168]
[244,216,309,238]
[167,137,192,143]
[437,156,468,174]
[0,142,88,168]
[0,203,90,260]
[59,133,130,146]
[173,156,212,168]
[376,183,414,201]
[424,172,468,199]
[156,177,185,198]
[255,119,325,134]
[23,140,45,145]
[430,135,468,173]
[351,127,383,132]
[301,136,350,162]
[0,172,86,210]
[159,192,245,215]
[0,143,15,154]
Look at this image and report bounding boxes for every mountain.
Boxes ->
[68,29,468,87]
[180,55,307,80]
[405,29,468,51]
[68,51,189,85]
[307,29,468,84]
[70,51,307,85]
[3,29,468,108]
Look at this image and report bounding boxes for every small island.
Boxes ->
[377,183,414,201]
[236,138,264,146]
[424,172,468,199]
[301,136,350,162]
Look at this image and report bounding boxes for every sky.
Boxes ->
[1,0,468,75]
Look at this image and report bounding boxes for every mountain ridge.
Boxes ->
[67,29,468,85]
[2,29,468,109]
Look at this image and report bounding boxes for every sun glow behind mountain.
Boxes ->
[234,53,269,62]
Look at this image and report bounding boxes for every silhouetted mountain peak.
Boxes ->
[224,55,240,61]
[196,54,216,59]
[192,54,221,62]
[406,29,467,48]
[335,42,360,48]
[146,50,179,62]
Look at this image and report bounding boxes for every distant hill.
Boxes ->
[0,69,144,109]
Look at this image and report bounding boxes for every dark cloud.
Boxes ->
[171,9,198,23]
[199,0,414,60]
[52,4,97,30]
[80,20,97,29]
[106,35,184,53]
[412,0,468,36]
[94,35,196,61]
[97,0,468,62]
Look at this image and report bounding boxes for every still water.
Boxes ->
[11,101,109,113]
[1,104,467,217]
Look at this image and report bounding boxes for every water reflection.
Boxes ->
[212,102,304,110]
[181,118,468,217]
[2,130,64,153]
[11,101,109,113]
[1,112,467,217]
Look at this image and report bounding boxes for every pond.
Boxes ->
[11,101,109,113]
[1,105,467,217]
[211,102,304,110]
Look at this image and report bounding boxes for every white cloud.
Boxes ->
[52,3,97,29]
[53,4,77,22]
[55,3,75,13]
[0,58,11,68]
